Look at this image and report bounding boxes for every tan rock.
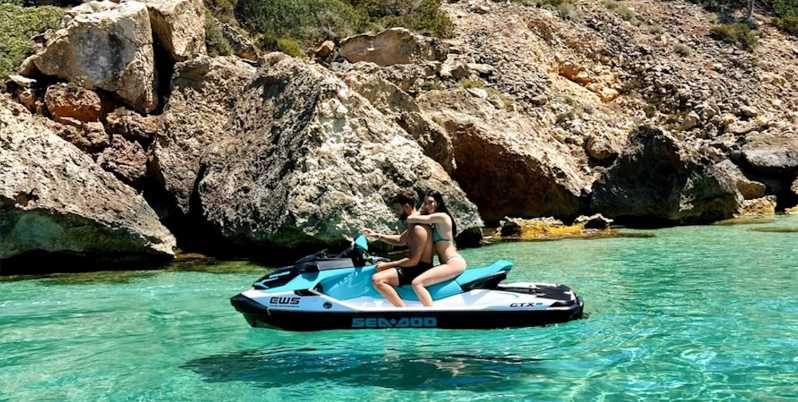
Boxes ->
[715,160,766,200]
[143,0,206,61]
[29,1,158,113]
[97,135,148,186]
[340,28,446,66]
[417,89,590,223]
[44,83,102,123]
[17,89,37,112]
[221,23,259,61]
[742,131,798,174]
[314,40,335,58]
[736,196,777,217]
[105,107,161,145]
[342,71,457,173]
[584,133,622,162]
[43,118,109,153]
[500,217,587,240]
[559,61,593,85]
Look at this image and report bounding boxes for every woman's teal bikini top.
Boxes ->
[432,224,451,243]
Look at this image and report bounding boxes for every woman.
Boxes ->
[404,191,467,307]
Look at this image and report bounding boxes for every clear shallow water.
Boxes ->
[2,217,798,401]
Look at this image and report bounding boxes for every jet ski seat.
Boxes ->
[319,259,513,302]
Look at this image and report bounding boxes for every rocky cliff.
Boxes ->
[1,0,797,271]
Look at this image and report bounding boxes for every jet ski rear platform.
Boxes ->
[230,239,584,331]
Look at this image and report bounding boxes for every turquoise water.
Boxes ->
[2,217,798,401]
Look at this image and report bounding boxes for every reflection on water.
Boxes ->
[183,347,544,391]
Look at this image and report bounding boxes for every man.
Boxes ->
[364,189,434,307]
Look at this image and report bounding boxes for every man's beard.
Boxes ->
[399,212,409,222]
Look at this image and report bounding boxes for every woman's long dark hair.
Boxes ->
[423,190,457,241]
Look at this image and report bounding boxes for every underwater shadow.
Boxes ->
[182,347,547,391]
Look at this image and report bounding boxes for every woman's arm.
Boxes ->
[405,213,449,226]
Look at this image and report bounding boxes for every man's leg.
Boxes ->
[372,269,405,307]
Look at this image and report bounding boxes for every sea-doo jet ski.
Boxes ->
[230,236,583,331]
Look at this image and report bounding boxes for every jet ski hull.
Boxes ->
[230,243,585,331]
[231,291,584,331]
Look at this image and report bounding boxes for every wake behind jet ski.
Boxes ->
[230,236,584,331]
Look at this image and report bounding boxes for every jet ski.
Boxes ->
[230,235,584,331]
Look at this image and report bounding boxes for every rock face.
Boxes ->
[341,70,456,173]
[340,28,446,66]
[151,56,258,216]
[417,90,590,223]
[444,119,587,222]
[0,98,175,267]
[97,135,148,187]
[44,83,102,123]
[591,126,742,224]
[742,131,798,175]
[29,1,158,113]
[574,213,613,230]
[43,118,109,153]
[715,159,766,200]
[143,0,206,61]
[189,58,482,250]
[736,196,777,217]
[105,107,160,145]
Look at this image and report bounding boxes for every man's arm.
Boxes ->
[363,228,407,246]
[381,226,428,269]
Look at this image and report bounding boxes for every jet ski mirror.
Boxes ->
[353,234,368,251]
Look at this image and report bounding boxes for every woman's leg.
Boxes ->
[372,269,405,307]
[411,258,467,307]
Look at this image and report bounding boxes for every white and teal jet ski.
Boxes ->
[230,236,583,331]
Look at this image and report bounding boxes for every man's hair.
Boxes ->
[390,189,417,207]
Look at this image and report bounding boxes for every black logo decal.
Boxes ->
[270,296,301,305]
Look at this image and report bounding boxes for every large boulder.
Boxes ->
[143,0,206,61]
[192,58,482,250]
[341,70,456,173]
[0,98,175,269]
[715,159,767,200]
[340,28,446,66]
[417,90,590,223]
[591,126,743,224]
[27,1,158,113]
[151,56,258,216]
[741,131,798,175]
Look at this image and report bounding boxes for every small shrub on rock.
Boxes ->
[674,43,692,57]
[0,4,64,77]
[710,23,758,50]
[204,13,233,57]
[461,79,485,89]
[603,0,635,21]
